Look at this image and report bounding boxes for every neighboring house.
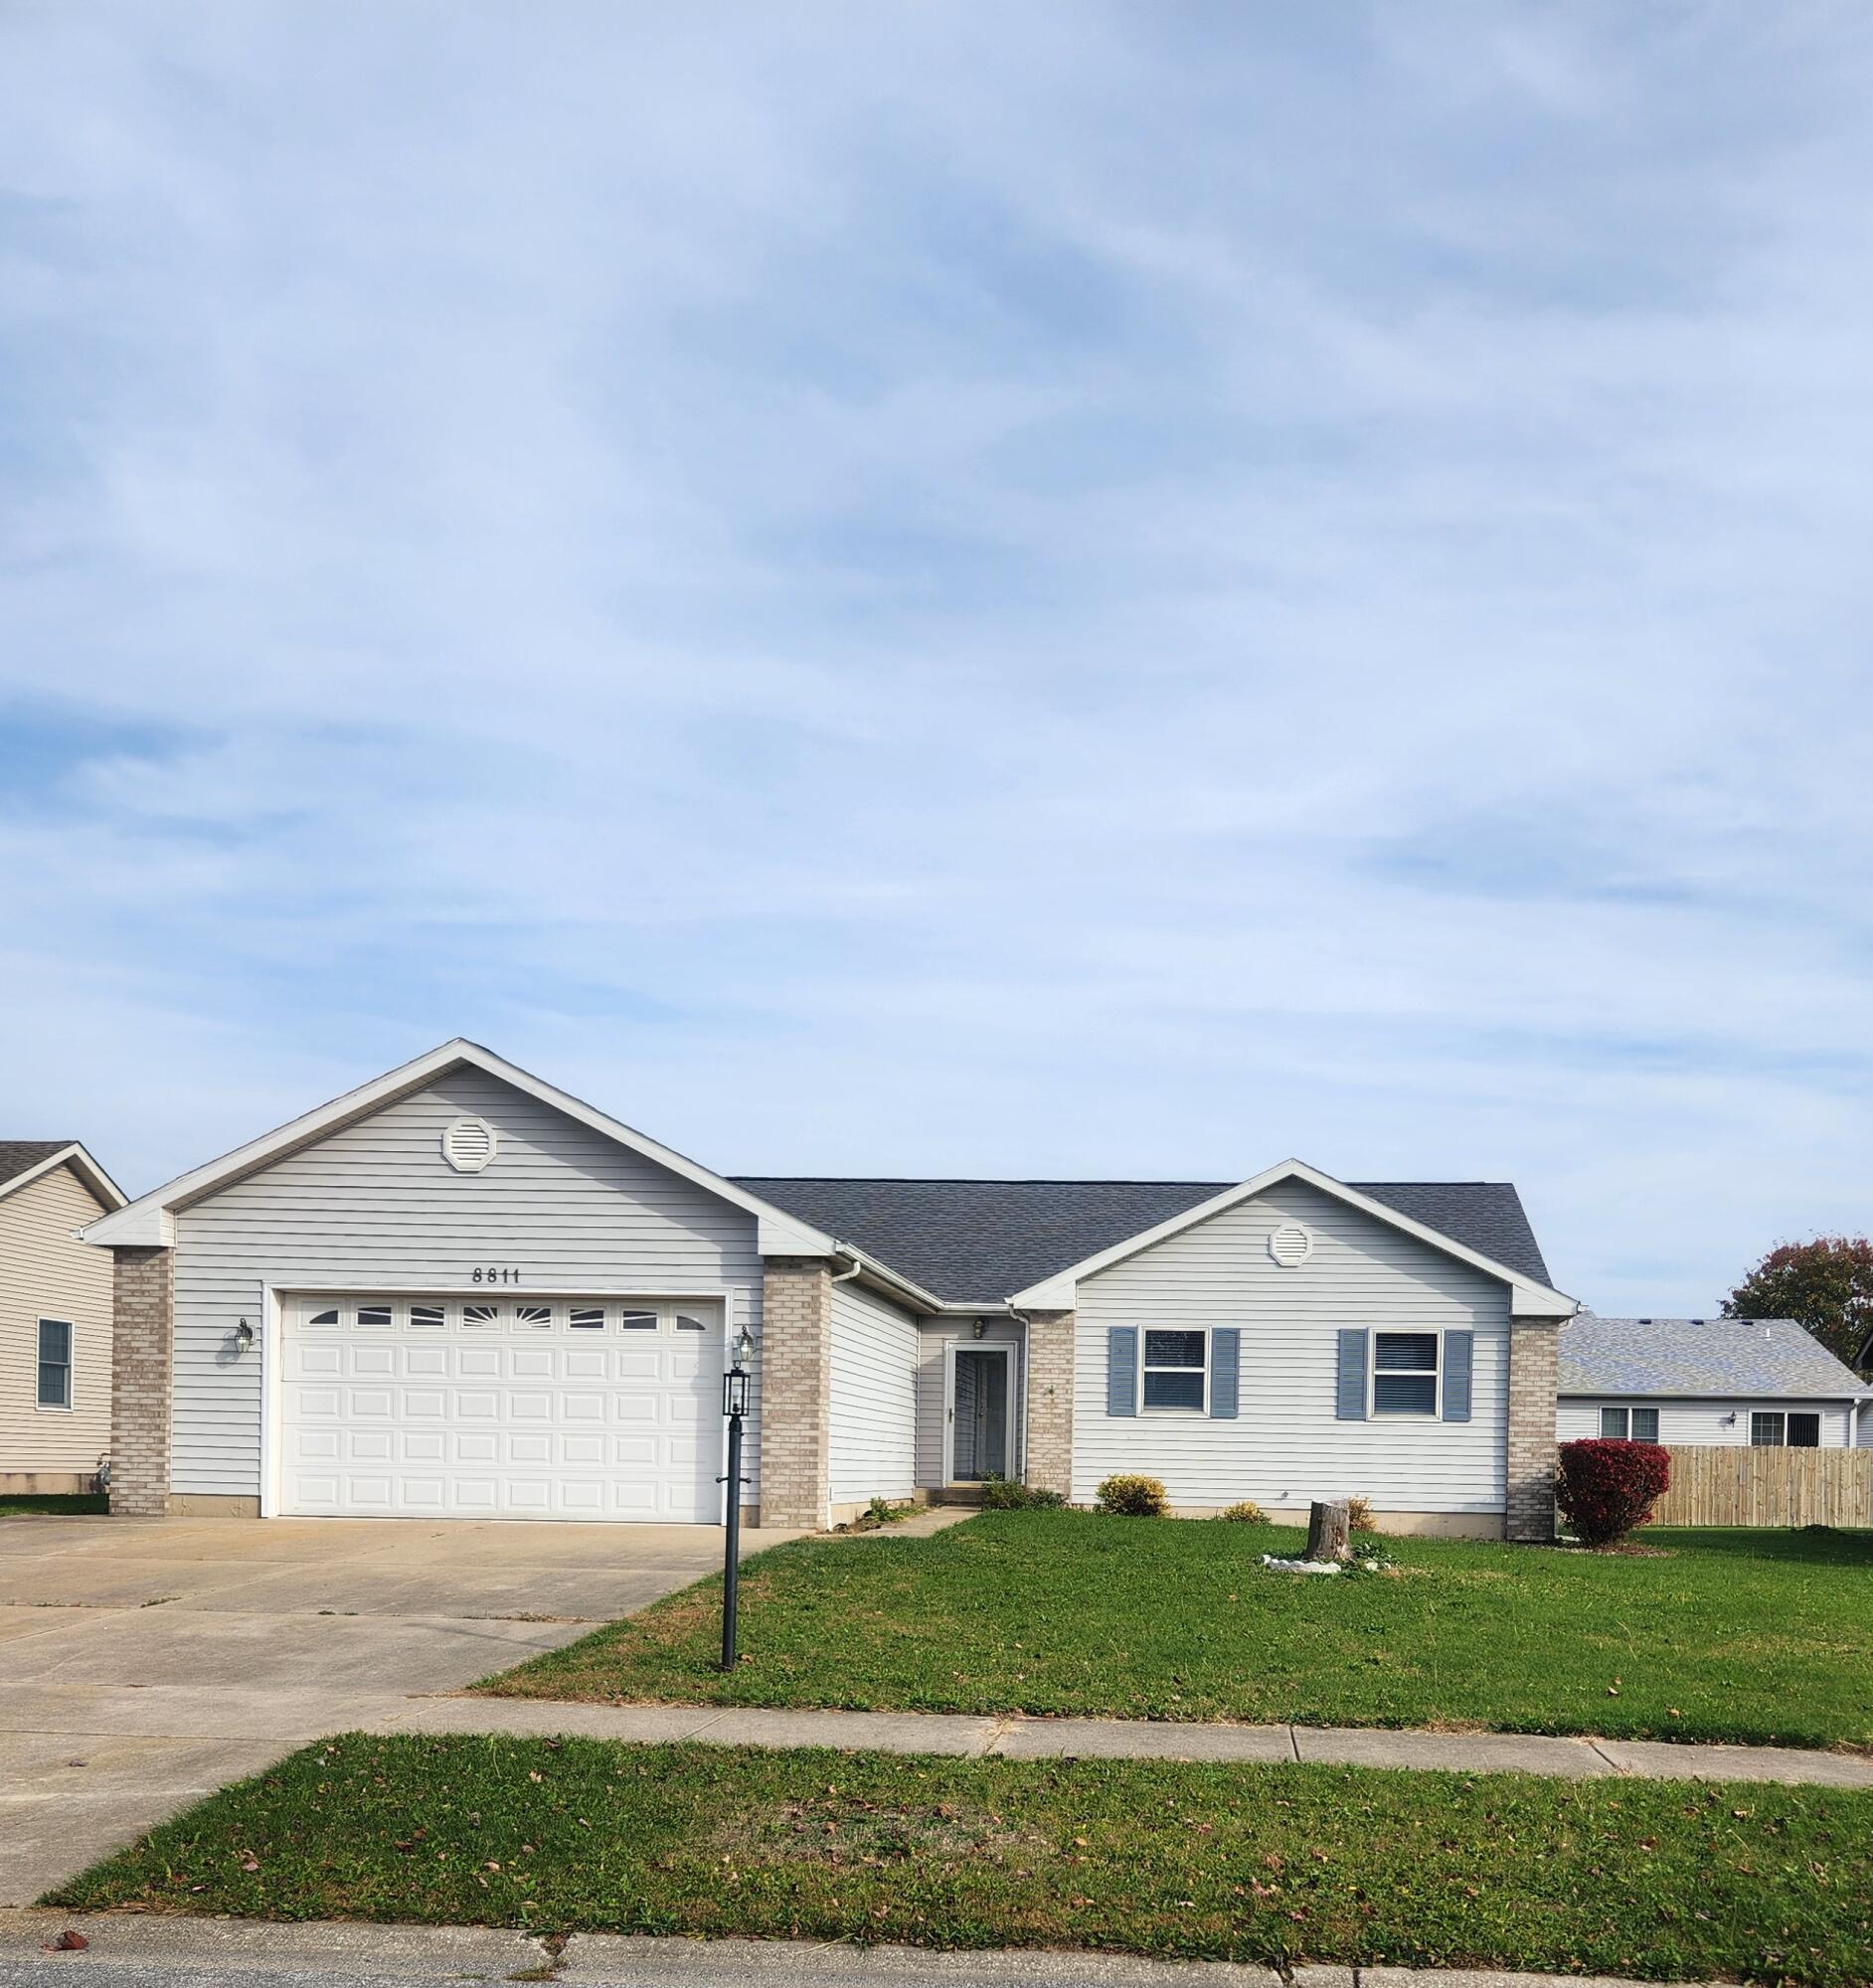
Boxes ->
[1,1140,127,1493]
[81,1039,1577,1539]
[1557,1314,1872,1450]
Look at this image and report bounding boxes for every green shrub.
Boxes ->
[865,1495,911,1526]
[1096,1473,1168,1517]
[1215,1499,1268,1524]
[981,1475,1065,1511]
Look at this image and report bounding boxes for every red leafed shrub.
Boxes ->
[1556,1438,1671,1548]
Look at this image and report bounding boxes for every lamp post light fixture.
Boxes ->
[718,1325,756,1671]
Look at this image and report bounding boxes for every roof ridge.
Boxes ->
[729,1173,1515,1187]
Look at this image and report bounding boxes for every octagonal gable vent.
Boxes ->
[1268,1222,1313,1268]
[442,1115,498,1174]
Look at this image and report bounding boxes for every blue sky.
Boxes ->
[3,4,1871,1312]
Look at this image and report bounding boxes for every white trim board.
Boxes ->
[78,1039,932,1299]
[1008,1158,1579,1318]
[0,1142,126,1214]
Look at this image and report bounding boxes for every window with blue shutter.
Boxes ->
[1335,1328,1368,1419]
[1107,1326,1138,1416]
[1442,1330,1472,1422]
[1210,1328,1240,1418]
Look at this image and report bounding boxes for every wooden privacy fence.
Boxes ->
[1648,1444,1873,1528]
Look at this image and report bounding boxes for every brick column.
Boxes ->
[1505,1316,1561,1542]
[110,1246,174,1517]
[758,1257,833,1529]
[1022,1310,1075,1497]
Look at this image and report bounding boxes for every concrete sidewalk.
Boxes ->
[0,1907,1734,1988]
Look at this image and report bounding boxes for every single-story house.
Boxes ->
[1557,1314,1872,1450]
[2,1139,126,1494]
[81,1039,1579,1539]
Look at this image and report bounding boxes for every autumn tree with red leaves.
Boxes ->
[1722,1237,1873,1373]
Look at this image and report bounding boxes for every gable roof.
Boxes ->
[1559,1315,1867,1399]
[739,1170,1557,1309]
[79,1041,923,1287]
[0,1140,125,1212]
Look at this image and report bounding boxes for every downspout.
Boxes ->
[1006,1305,1031,1483]
[830,1245,864,1285]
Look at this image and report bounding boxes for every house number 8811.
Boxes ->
[471,1267,523,1283]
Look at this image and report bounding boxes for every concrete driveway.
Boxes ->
[0,1514,795,1906]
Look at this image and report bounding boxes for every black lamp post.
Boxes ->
[719,1325,755,1671]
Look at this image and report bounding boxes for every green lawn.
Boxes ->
[49,1733,1871,1983]
[0,1492,106,1517]
[485,1511,1873,1750]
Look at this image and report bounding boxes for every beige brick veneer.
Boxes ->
[110,1246,174,1517]
[1505,1316,1561,1542]
[758,1257,833,1528]
[1023,1309,1075,1496]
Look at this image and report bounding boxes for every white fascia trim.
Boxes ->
[79,1038,845,1261]
[825,1243,942,1316]
[1007,1157,1580,1317]
[1,1142,128,1215]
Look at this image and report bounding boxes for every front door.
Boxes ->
[950,1346,1010,1481]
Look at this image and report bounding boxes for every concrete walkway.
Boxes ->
[372,1695,1873,1788]
[0,1907,1739,1988]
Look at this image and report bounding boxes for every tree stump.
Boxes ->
[1306,1499,1351,1564]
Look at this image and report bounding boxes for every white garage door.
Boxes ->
[280,1294,725,1522]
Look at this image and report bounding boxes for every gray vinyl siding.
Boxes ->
[1,1162,111,1474]
[916,1318,1023,1488]
[170,1068,763,1500]
[1073,1179,1509,1513]
[1558,1396,1853,1447]
[828,1280,920,1503]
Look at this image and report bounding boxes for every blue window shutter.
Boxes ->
[1210,1328,1240,1418]
[1107,1326,1137,1416]
[1335,1329,1368,1420]
[1443,1330,1473,1422]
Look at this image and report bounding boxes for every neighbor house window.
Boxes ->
[1372,1332,1439,1415]
[37,1320,72,1409]
[1140,1329,1206,1410]
[1752,1410,1820,1447]
[1600,1407,1660,1441]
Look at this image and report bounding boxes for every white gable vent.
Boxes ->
[441,1115,498,1174]
[1268,1222,1313,1268]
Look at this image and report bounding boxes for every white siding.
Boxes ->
[171,1069,763,1500]
[1,1162,112,1475]
[828,1280,919,1503]
[1073,1179,1510,1514]
[915,1318,1024,1489]
[1559,1396,1854,1447]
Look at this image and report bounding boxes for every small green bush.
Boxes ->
[981,1475,1066,1511]
[865,1495,911,1526]
[1215,1499,1268,1524]
[1096,1473,1168,1517]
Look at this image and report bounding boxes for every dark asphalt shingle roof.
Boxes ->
[1559,1315,1865,1399]
[0,1141,76,1192]
[731,1174,1553,1304]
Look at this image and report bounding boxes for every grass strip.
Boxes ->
[0,1493,107,1517]
[49,1734,1871,1984]
[484,1511,1873,1750]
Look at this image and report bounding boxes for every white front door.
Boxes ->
[280,1293,724,1521]
[946,1342,1013,1483]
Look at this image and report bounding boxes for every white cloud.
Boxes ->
[1,1,1870,1313]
